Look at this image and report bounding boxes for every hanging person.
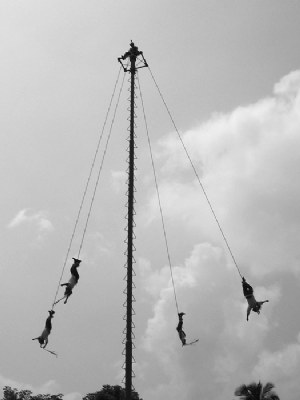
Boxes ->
[32,310,55,348]
[176,312,187,346]
[55,258,82,305]
[242,277,269,321]
[176,312,199,346]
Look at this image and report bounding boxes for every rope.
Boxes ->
[51,65,124,308]
[43,348,58,357]
[147,66,243,280]
[185,339,199,346]
[77,69,127,258]
[137,73,180,314]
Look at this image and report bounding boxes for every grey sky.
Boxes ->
[1,1,300,400]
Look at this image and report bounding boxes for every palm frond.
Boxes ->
[234,381,280,400]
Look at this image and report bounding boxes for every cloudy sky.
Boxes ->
[1,1,300,400]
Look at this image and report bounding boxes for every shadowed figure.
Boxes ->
[176,312,186,346]
[242,277,269,321]
[55,258,81,305]
[32,310,55,348]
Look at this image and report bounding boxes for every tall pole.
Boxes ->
[118,42,148,400]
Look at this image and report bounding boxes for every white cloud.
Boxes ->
[253,333,300,378]
[137,70,300,400]
[145,70,300,280]
[140,243,233,397]
[274,70,300,101]
[8,209,30,228]
[138,242,286,400]
[7,208,54,234]
[252,333,300,400]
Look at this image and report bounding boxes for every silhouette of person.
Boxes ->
[176,312,186,346]
[59,258,81,304]
[32,310,55,348]
[242,277,269,321]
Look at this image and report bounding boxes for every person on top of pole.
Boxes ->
[32,310,55,348]
[242,277,269,321]
[54,258,82,305]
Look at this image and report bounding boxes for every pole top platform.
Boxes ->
[118,41,148,72]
